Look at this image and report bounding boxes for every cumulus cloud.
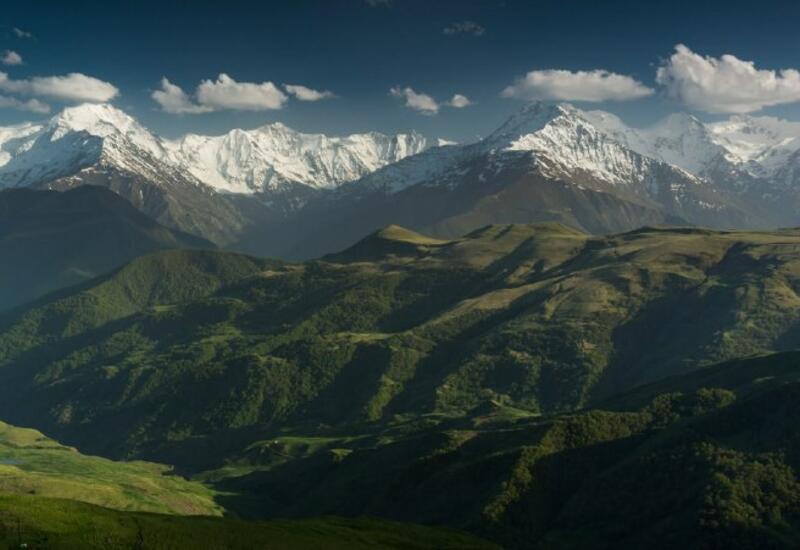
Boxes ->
[2,51,22,66]
[28,73,118,102]
[502,69,653,102]
[284,84,334,101]
[390,87,474,115]
[656,44,800,114]
[0,95,49,114]
[151,77,212,114]
[447,94,472,108]
[153,74,310,113]
[196,74,287,111]
[0,71,118,103]
[12,27,33,39]
[390,86,440,115]
[443,21,485,37]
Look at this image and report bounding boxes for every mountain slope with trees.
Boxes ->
[2,223,800,469]
[0,186,213,311]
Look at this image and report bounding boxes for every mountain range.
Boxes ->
[3,223,800,547]
[2,222,800,464]
[0,104,430,245]
[5,102,800,258]
[0,186,211,310]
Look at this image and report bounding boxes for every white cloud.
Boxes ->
[447,94,472,108]
[153,74,298,113]
[1,51,22,66]
[151,78,211,114]
[390,87,474,115]
[502,69,654,102]
[390,86,440,115]
[0,72,118,103]
[196,73,287,111]
[28,73,118,102]
[0,73,25,94]
[12,27,33,39]
[443,21,485,37]
[284,84,334,101]
[0,95,49,113]
[656,44,800,114]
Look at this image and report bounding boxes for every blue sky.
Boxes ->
[2,0,800,141]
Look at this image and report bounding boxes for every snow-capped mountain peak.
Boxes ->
[163,124,430,194]
[0,103,192,191]
[472,101,680,190]
[6,99,800,232]
[651,112,704,133]
[707,115,800,174]
[353,101,703,197]
[0,103,432,199]
[49,103,169,176]
[486,102,578,147]
[583,109,728,176]
[638,113,725,174]
[49,103,141,138]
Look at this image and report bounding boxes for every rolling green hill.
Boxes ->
[2,223,800,471]
[212,352,800,549]
[0,186,213,311]
[2,224,800,547]
[0,417,496,549]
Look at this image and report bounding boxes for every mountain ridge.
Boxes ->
[3,223,800,548]
[6,101,800,253]
[164,122,430,194]
[5,223,800,468]
[0,103,432,197]
[0,185,214,310]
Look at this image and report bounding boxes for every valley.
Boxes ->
[6,3,800,547]
[2,221,800,547]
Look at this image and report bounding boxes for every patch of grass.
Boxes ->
[0,494,498,550]
[0,421,221,516]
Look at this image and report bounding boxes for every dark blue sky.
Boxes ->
[2,0,800,140]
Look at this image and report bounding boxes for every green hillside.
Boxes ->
[0,186,214,311]
[1,224,800,547]
[0,494,497,549]
[212,352,800,549]
[0,420,221,516]
[2,223,800,470]
[0,418,496,549]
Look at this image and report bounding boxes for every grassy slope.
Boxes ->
[0,420,221,516]
[0,494,497,550]
[2,223,800,470]
[2,225,800,547]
